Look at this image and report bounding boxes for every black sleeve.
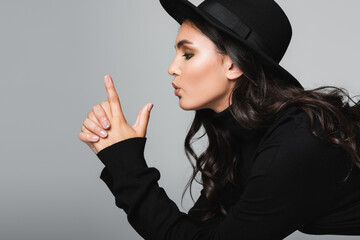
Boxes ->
[187,188,226,230]
[96,126,345,240]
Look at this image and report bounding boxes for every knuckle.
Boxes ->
[81,125,88,132]
[88,111,94,119]
[79,132,87,142]
[83,118,95,129]
[110,95,119,102]
[93,104,101,111]
[84,118,91,125]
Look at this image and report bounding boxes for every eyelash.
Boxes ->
[182,53,193,60]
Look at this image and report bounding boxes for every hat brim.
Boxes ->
[160,0,303,89]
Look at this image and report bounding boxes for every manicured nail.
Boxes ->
[105,74,111,84]
[103,121,110,129]
[147,103,153,112]
[92,135,99,141]
[100,130,107,137]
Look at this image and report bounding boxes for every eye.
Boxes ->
[182,53,193,60]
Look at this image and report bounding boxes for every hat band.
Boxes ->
[198,1,277,62]
[199,1,251,40]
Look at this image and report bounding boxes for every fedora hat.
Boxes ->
[159,0,303,89]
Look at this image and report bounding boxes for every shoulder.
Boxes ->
[251,106,347,178]
[259,105,330,150]
[264,105,315,141]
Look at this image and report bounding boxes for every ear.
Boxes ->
[222,55,243,80]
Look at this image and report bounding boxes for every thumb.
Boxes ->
[134,103,153,137]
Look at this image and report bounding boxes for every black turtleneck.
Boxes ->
[210,104,266,153]
[206,105,268,215]
[209,105,267,184]
[96,105,360,239]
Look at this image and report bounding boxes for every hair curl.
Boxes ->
[179,15,360,222]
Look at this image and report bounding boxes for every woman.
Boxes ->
[78,0,360,239]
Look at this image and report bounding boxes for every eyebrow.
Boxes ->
[174,39,193,49]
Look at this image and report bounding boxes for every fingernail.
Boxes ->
[100,130,107,137]
[105,75,111,84]
[103,121,110,129]
[92,135,99,141]
[147,103,153,112]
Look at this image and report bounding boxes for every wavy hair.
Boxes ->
[179,15,360,222]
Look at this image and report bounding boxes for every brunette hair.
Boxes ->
[179,15,360,222]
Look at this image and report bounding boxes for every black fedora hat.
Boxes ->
[159,0,303,89]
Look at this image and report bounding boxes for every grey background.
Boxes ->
[1,0,359,239]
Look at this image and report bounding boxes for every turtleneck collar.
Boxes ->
[206,104,302,201]
[207,105,269,199]
[209,105,266,143]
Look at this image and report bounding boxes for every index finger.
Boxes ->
[104,74,126,121]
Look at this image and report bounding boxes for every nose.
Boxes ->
[168,57,180,77]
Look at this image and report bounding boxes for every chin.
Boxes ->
[178,102,193,111]
[178,98,207,111]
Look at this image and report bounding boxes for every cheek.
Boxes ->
[184,56,225,95]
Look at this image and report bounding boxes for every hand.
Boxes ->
[79,74,154,154]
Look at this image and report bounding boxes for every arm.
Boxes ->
[100,167,224,231]
[96,127,345,240]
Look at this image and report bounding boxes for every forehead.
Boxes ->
[175,21,212,48]
[176,21,202,39]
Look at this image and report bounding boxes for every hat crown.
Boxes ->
[197,0,292,63]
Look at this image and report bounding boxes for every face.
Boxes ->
[168,20,242,113]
